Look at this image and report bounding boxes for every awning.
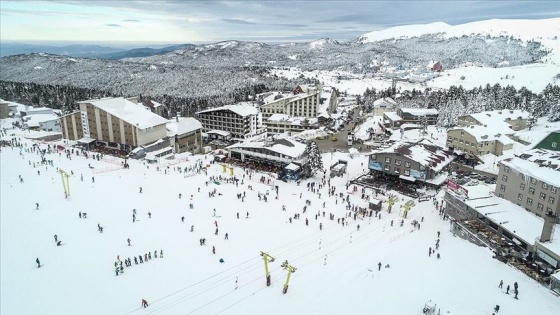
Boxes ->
[77,137,96,144]
[399,175,416,182]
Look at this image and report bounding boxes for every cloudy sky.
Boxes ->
[1,0,559,45]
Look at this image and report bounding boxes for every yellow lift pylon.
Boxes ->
[281,260,297,294]
[260,251,275,286]
[402,200,416,219]
[59,169,70,198]
[386,196,398,213]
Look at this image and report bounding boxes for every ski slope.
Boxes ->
[1,128,559,315]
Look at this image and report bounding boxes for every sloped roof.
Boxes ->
[227,136,306,158]
[80,97,168,129]
[196,103,258,117]
[371,138,453,172]
[167,117,202,136]
[467,110,531,126]
[500,149,560,186]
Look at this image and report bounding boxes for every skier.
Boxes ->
[127,238,131,246]
[429,247,432,257]
[437,253,441,259]
[237,212,239,219]
[154,250,157,258]
[215,228,219,235]
[514,289,519,299]
[225,233,229,240]
[54,234,58,242]
[437,231,440,238]
[36,258,41,268]
[142,299,149,308]
[494,305,500,313]
[320,223,323,231]
[357,224,360,231]
[160,250,163,258]
[36,203,39,210]
[191,225,194,232]
[139,187,142,193]
[212,246,216,255]
[378,262,382,271]
[181,216,185,223]
[134,257,138,265]
[506,285,510,294]
[499,280,503,288]
[148,212,151,218]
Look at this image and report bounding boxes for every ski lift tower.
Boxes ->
[59,169,70,198]
[281,260,297,294]
[260,251,275,286]
[402,200,416,219]
[386,196,398,213]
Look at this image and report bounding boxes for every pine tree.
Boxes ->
[302,141,323,178]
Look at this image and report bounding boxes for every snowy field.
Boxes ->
[1,129,560,315]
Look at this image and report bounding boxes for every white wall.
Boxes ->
[135,124,167,146]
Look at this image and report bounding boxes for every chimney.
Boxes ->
[539,211,557,242]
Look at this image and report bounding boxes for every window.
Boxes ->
[537,203,544,211]
[549,196,555,204]
[540,192,546,200]
[552,186,557,193]
[504,166,510,173]
[384,165,390,171]
[405,161,411,168]
[502,175,508,182]
[394,168,400,174]
[527,198,533,206]
[500,185,506,192]
[518,193,523,201]
[529,187,535,195]
[542,182,548,190]
[531,177,537,184]
[385,157,391,163]
[498,193,504,198]
[447,136,453,141]
[461,131,464,136]
[547,207,553,213]
[520,183,525,190]
[395,159,402,166]
[553,142,557,148]
[404,169,410,176]
[521,174,526,181]
[371,154,377,160]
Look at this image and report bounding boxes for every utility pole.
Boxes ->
[281,260,297,294]
[260,251,275,286]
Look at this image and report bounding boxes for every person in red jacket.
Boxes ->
[142,299,149,308]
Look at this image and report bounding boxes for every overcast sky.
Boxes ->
[1,0,559,46]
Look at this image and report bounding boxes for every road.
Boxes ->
[315,107,368,153]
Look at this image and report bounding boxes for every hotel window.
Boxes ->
[404,169,410,176]
[549,196,555,204]
[385,157,391,163]
[500,185,506,192]
[553,142,557,148]
[527,198,533,206]
[394,168,400,174]
[547,207,553,213]
[530,177,537,184]
[542,182,548,190]
[502,175,508,182]
[552,186,557,193]
[498,193,504,198]
[518,193,523,201]
[395,159,402,166]
[529,188,535,195]
[371,154,377,160]
[504,166,509,173]
[520,183,525,190]
[537,203,544,211]
[540,192,546,200]
[405,161,411,168]
[384,165,390,171]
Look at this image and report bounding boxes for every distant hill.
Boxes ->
[0,43,195,59]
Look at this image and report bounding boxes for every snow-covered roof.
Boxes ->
[383,111,402,121]
[285,163,301,171]
[267,114,318,126]
[24,114,59,128]
[450,125,515,144]
[196,103,258,117]
[371,138,454,172]
[166,117,202,136]
[80,97,168,129]
[500,149,560,187]
[460,184,544,245]
[207,130,231,136]
[400,108,439,116]
[467,110,531,126]
[20,107,54,115]
[373,97,397,108]
[227,136,306,159]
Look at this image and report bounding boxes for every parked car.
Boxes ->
[331,137,338,141]
[316,136,324,140]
